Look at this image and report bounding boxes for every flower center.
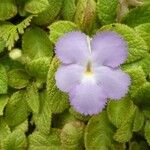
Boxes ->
[85,61,93,76]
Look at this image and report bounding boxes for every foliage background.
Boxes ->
[0,0,150,149]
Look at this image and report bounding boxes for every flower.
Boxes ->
[55,31,131,115]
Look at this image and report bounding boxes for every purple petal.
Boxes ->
[94,66,131,99]
[55,32,90,65]
[91,32,128,68]
[55,64,84,92]
[69,83,107,115]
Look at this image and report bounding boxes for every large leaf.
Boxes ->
[28,129,62,150]
[4,91,29,127]
[22,26,53,59]
[0,0,17,21]
[99,23,149,64]
[144,120,150,146]
[0,96,9,116]
[97,0,118,25]
[0,64,7,94]
[48,21,78,43]
[47,57,69,114]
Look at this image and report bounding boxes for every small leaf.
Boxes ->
[48,21,78,43]
[144,120,150,146]
[47,57,69,114]
[0,64,7,94]
[132,108,144,132]
[99,23,149,63]
[28,129,62,150]
[85,111,115,150]
[8,69,30,89]
[62,0,76,21]
[26,84,39,114]
[25,0,50,14]
[2,130,27,150]
[97,0,118,25]
[75,0,96,32]
[5,91,29,127]
[123,3,150,27]
[61,121,85,150]
[33,91,51,135]
[0,38,5,53]
[0,0,17,21]
[0,95,9,116]
[22,26,53,59]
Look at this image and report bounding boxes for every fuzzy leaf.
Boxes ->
[33,91,51,135]
[75,0,96,32]
[5,91,29,127]
[107,98,136,128]
[123,3,150,27]
[61,121,85,150]
[0,64,7,94]
[144,120,150,146]
[85,111,115,150]
[97,0,118,25]
[62,0,76,21]
[99,23,149,64]
[8,69,30,89]
[25,0,50,14]
[26,84,39,114]
[28,129,62,150]
[48,21,78,43]
[26,57,50,81]
[2,130,27,150]
[22,26,53,59]
[0,96,8,116]
[0,0,17,21]
[132,108,144,132]
[33,0,63,25]
[47,57,69,114]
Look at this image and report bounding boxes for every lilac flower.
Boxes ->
[55,31,131,115]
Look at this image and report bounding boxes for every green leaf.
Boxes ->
[0,64,7,94]
[26,84,39,114]
[132,108,144,132]
[99,23,149,63]
[75,0,96,32]
[61,121,85,150]
[0,0,17,21]
[28,129,62,150]
[0,118,11,141]
[33,91,51,135]
[4,91,29,127]
[135,23,150,49]
[2,130,27,150]
[47,57,69,114]
[0,95,8,116]
[97,0,118,25]
[144,120,150,146]
[85,111,115,150]
[33,0,63,25]
[0,16,33,50]
[48,21,78,43]
[25,0,50,14]
[0,39,5,53]
[123,3,150,27]
[8,69,30,89]
[26,57,50,81]
[62,0,76,21]
[22,26,53,59]
[107,98,136,128]
[124,66,147,97]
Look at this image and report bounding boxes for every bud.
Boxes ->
[9,48,22,60]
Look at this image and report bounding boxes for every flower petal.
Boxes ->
[70,83,107,115]
[55,32,90,65]
[94,66,131,99]
[91,31,128,68]
[55,64,84,92]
